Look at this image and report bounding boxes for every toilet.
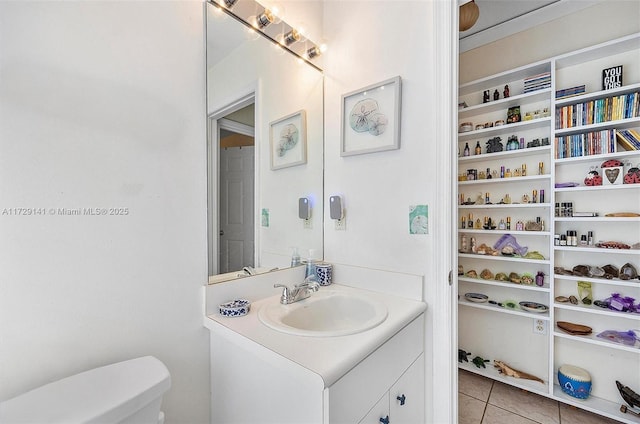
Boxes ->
[0,356,171,423]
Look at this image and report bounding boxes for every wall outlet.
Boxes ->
[533,319,547,335]
[334,218,346,231]
[303,219,312,229]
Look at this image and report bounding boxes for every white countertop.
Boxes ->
[204,283,426,387]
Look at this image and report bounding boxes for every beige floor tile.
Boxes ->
[559,403,622,424]
[482,404,541,424]
[488,382,560,424]
[459,392,486,424]
[459,370,494,402]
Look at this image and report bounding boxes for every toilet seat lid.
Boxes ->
[0,356,171,423]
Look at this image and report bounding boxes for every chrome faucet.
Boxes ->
[274,278,320,304]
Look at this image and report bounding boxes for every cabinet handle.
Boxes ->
[379,416,390,424]
[396,394,406,406]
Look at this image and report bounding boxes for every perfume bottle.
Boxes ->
[475,141,481,155]
[463,142,470,156]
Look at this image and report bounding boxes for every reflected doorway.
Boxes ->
[218,106,255,273]
[208,97,256,276]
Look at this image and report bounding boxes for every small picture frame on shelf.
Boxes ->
[602,166,624,185]
[507,106,521,124]
[270,110,307,170]
[602,65,623,90]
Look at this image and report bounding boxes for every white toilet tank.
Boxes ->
[0,356,171,424]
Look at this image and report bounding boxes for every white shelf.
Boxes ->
[459,89,552,119]
[554,274,640,288]
[555,184,640,193]
[458,117,551,142]
[459,276,550,292]
[553,331,640,354]
[554,149,640,165]
[459,253,549,264]
[458,203,550,209]
[554,246,640,256]
[555,116,640,137]
[458,362,550,395]
[554,303,640,321]
[459,300,550,320]
[555,82,640,107]
[459,174,550,186]
[554,216,640,222]
[459,229,550,236]
[552,385,640,424]
[459,145,550,164]
[459,60,551,97]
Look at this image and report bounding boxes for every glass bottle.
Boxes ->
[463,142,470,156]
[474,141,481,155]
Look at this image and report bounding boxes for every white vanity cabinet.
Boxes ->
[206,309,425,424]
[356,354,425,424]
[328,316,425,424]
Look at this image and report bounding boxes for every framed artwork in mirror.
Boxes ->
[270,110,307,170]
[341,76,401,156]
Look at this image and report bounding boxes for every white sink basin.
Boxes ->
[258,290,388,337]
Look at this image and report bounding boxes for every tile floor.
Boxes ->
[459,370,623,424]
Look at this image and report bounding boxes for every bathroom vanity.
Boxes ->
[204,267,427,424]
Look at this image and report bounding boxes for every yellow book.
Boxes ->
[616,130,638,151]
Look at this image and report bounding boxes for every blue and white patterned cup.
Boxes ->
[315,263,333,286]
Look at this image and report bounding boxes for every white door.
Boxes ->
[219,145,254,273]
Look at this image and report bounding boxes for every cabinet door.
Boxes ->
[358,392,389,424]
[389,354,424,424]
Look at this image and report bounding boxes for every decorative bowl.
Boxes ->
[219,299,251,317]
[519,301,548,313]
[558,365,592,399]
[464,293,488,303]
[459,122,473,133]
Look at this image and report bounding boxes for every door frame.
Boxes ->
[207,93,256,276]
[432,1,458,423]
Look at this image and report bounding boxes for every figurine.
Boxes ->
[483,90,490,103]
[503,84,510,98]
[485,136,504,153]
[458,349,471,363]
[493,89,499,100]
[617,381,640,415]
[472,356,490,368]
[494,360,544,384]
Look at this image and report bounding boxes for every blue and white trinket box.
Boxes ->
[219,299,251,317]
[558,364,592,399]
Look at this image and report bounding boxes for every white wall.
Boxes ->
[208,8,324,269]
[0,2,210,423]
[322,1,440,421]
[460,1,640,84]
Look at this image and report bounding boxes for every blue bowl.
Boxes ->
[219,299,251,317]
[558,365,591,399]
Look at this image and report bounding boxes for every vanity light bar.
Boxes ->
[208,0,325,68]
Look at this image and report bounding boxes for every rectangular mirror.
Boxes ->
[206,2,324,283]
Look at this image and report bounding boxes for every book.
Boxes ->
[615,130,638,151]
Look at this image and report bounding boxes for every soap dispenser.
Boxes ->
[290,247,301,267]
[304,249,319,282]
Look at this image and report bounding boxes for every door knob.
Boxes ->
[396,394,406,405]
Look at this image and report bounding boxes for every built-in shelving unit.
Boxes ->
[457,33,640,424]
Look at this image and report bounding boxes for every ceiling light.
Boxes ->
[459,0,479,32]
